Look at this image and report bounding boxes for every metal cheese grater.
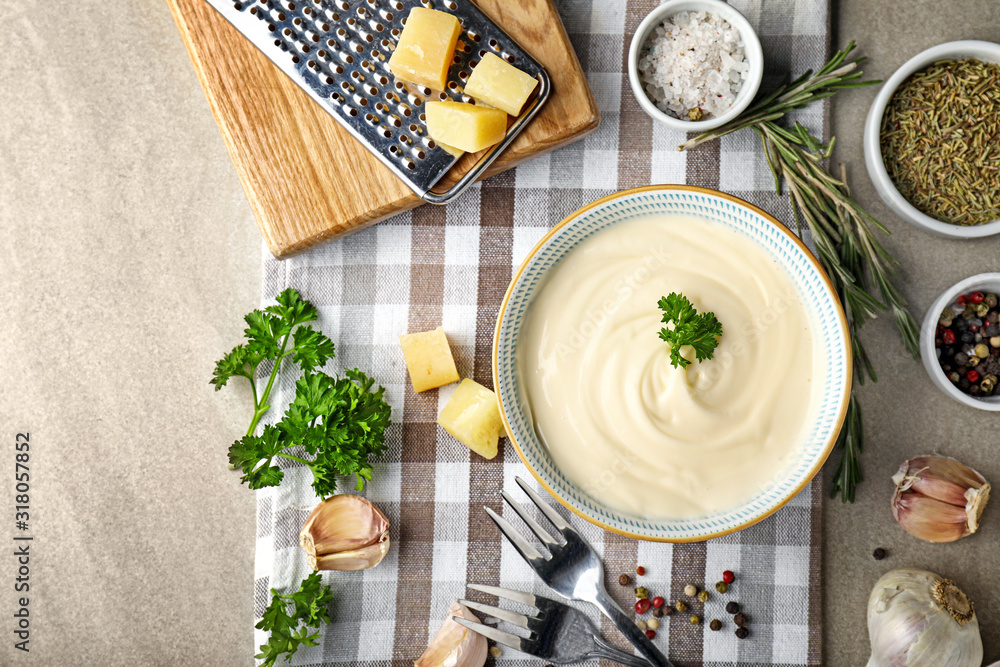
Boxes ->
[205,0,551,203]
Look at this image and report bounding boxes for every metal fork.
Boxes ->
[453,584,651,666]
[483,477,674,666]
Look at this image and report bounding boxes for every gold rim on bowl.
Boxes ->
[492,184,852,543]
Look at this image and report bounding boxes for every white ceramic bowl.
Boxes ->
[493,185,852,542]
[863,41,1000,239]
[626,0,764,132]
[920,273,1000,411]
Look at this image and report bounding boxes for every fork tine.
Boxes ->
[485,507,547,562]
[467,583,537,607]
[501,490,561,548]
[451,616,528,651]
[515,476,573,533]
[458,598,530,629]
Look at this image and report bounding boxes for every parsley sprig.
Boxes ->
[658,293,723,369]
[212,288,391,497]
[255,572,335,667]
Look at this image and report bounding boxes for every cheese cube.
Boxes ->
[437,379,504,459]
[425,101,507,153]
[436,140,465,159]
[464,53,539,116]
[387,8,461,92]
[399,326,460,393]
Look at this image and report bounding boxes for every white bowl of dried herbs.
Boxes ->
[864,40,1000,238]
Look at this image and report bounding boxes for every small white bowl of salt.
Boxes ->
[627,0,764,132]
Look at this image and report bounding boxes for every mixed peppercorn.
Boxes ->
[936,291,1000,397]
[622,566,751,640]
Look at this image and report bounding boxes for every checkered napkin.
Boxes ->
[252,0,830,664]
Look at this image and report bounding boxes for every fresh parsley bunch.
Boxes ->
[658,293,723,369]
[255,572,335,667]
[212,288,391,498]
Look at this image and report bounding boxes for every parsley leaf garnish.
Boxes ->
[214,288,391,497]
[657,292,723,369]
[255,572,335,667]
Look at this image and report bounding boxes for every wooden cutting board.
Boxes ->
[167,0,600,258]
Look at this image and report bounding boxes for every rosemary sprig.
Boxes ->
[679,42,921,503]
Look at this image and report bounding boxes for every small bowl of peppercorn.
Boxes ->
[921,273,1000,410]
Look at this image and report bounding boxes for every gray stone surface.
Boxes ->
[1,0,997,664]
[1,2,260,664]
[827,1,1000,663]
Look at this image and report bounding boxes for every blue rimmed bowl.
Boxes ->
[492,185,852,542]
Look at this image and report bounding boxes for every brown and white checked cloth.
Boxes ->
[252,0,831,664]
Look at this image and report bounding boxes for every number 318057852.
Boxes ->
[15,433,29,520]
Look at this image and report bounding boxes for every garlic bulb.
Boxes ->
[414,600,487,667]
[891,455,990,543]
[867,568,982,667]
[299,494,390,571]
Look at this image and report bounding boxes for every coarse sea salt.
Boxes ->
[637,11,749,120]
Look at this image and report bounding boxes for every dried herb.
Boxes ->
[680,43,921,503]
[881,58,1000,226]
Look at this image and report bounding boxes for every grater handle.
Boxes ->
[422,69,551,205]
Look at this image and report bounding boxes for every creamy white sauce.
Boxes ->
[518,215,816,520]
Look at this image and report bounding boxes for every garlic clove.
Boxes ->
[892,494,971,543]
[414,600,488,667]
[895,456,988,507]
[891,455,991,544]
[310,537,391,571]
[300,494,391,571]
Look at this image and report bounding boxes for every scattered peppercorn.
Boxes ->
[683,584,698,597]
[873,548,887,560]
[635,619,647,631]
[636,566,646,576]
[710,619,722,631]
[715,581,729,594]
[725,601,740,614]
[635,599,651,614]
[662,605,675,616]
[652,606,664,618]
[645,629,657,640]
[675,600,688,613]
[689,614,701,625]
[651,596,665,609]
[490,645,503,658]
[635,586,649,600]
[733,612,749,628]
[735,627,750,639]
[647,618,660,630]
[697,590,710,603]
[722,570,735,584]
[619,573,631,586]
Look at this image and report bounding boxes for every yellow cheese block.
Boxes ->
[425,101,507,153]
[399,326,460,393]
[436,140,465,158]
[387,8,461,92]
[437,379,505,460]
[464,52,539,116]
